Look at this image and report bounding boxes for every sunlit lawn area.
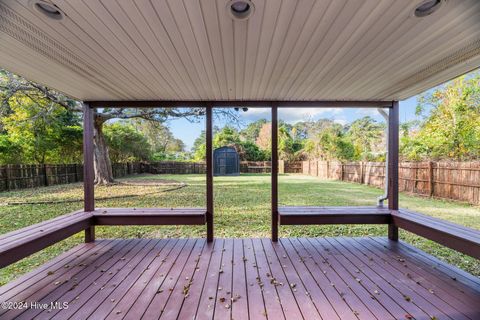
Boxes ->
[1,173,479,285]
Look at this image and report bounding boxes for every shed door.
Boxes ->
[225,153,236,174]
[219,158,226,175]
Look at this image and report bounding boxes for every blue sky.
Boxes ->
[168,96,418,150]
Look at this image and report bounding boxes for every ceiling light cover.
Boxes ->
[414,0,443,17]
[227,0,254,20]
[30,0,65,21]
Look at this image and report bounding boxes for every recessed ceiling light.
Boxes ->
[30,0,65,21]
[227,0,254,20]
[414,0,443,18]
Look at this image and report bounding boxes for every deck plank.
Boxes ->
[92,238,171,319]
[262,238,321,320]
[311,238,396,320]
[259,238,304,319]
[213,238,234,319]
[0,241,105,300]
[1,237,479,320]
[354,237,478,320]
[22,240,134,320]
[103,239,179,320]
[243,238,268,319]
[279,238,340,320]
[332,237,448,320]
[122,239,192,319]
[296,238,377,320]
[251,238,286,320]
[195,239,225,320]
[372,237,480,293]
[159,239,207,319]
[45,239,152,319]
[344,237,466,318]
[56,239,157,319]
[142,239,203,319]
[175,240,216,319]
[231,239,249,320]
[368,237,480,303]
[2,240,124,319]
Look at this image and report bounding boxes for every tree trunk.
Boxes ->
[93,115,114,185]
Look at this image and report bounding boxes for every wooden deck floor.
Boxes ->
[1,237,479,320]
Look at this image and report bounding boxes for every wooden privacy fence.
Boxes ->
[4,160,478,204]
[0,163,144,192]
[0,161,292,192]
[302,160,480,205]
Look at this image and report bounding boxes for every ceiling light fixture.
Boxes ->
[227,0,254,20]
[414,0,443,17]
[30,0,65,21]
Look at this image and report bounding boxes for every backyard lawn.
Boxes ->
[0,173,479,285]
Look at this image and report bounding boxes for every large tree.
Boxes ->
[345,116,385,161]
[0,69,237,184]
[401,72,480,160]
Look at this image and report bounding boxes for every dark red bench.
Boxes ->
[278,206,392,225]
[0,207,207,268]
[392,209,480,259]
[93,207,207,225]
[0,210,93,268]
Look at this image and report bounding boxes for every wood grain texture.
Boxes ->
[278,206,391,225]
[2,237,479,320]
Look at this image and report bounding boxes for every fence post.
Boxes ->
[74,164,79,182]
[4,165,9,191]
[428,161,434,197]
[360,161,364,184]
[43,164,49,186]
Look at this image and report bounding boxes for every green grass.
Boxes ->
[1,173,479,285]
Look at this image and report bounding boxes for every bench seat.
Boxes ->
[392,209,480,259]
[93,207,207,225]
[0,207,207,269]
[0,210,93,268]
[278,206,392,225]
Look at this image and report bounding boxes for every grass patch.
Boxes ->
[1,173,479,285]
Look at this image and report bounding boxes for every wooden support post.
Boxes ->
[83,103,95,243]
[388,101,399,241]
[206,106,214,242]
[271,106,279,242]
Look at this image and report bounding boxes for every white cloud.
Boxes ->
[278,108,343,123]
[334,119,348,126]
[223,107,346,124]
[356,108,381,116]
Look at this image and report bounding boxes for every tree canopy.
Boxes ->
[401,72,480,161]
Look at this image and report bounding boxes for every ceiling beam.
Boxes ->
[85,100,394,108]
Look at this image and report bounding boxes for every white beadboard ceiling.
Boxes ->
[0,0,479,102]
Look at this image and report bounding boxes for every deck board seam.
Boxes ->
[334,237,449,320]
[310,238,394,320]
[353,237,477,319]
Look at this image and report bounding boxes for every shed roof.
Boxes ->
[0,0,479,102]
